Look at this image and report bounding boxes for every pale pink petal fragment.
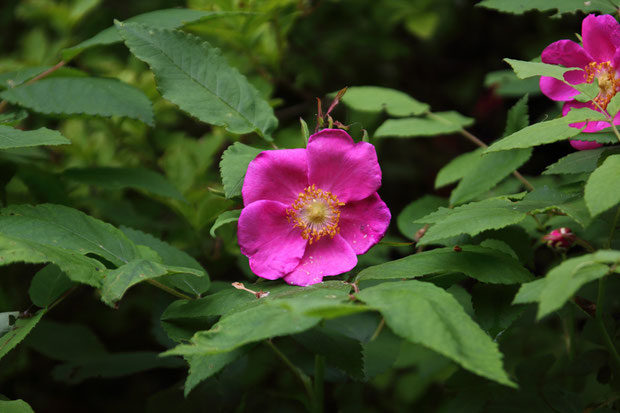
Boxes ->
[541,39,593,68]
[539,76,580,101]
[307,129,381,203]
[242,149,309,206]
[582,14,620,63]
[562,101,615,133]
[238,200,307,280]
[339,193,391,255]
[284,235,357,286]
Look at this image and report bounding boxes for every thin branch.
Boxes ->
[0,61,66,114]
[147,279,193,300]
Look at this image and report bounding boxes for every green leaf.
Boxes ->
[0,77,154,126]
[584,154,620,217]
[163,284,353,356]
[362,327,402,379]
[435,149,484,189]
[121,227,209,296]
[116,22,277,138]
[535,251,620,319]
[219,142,263,198]
[503,58,572,81]
[472,284,524,340]
[64,167,186,202]
[485,108,607,152]
[28,264,75,308]
[210,210,241,237]
[0,204,139,267]
[375,111,473,138]
[397,195,448,240]
[357,245,532,284]
[477,0,616,17]
[543,147,620,175]
[416,199,527,245]
[0,309,46,360]
[62,9,246,61]
[356,281,515,387]
[100,259,204,306]
[512,278,545,305]
[0,399,35,413]
[184,350,245,396]
[0,125,70,149]
[339,86,429,116]
[0,66,49,89]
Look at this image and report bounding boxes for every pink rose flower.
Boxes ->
[561,101,608,150]
[539,14,620,150]
[237,129,391,286]
[542,227,576,250]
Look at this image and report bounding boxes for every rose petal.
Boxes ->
[582,14,620,62]
[283,235,357,286]
[569,139,604,150]
[541,39,592,68]
[307,129,381,203]
[339,193,391,254]
[238,200,307,280]
[242,149,309,206]
[562,101,615,133]
[540,76,580,101]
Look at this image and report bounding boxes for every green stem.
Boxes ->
[147,279,193,300]
[265,340,316,410]
[313,355,325,413]
[595,277,620,373]
[48,286,79,311]
[369,318,385,342]
[606,206,620,249]
[378,241,415,247]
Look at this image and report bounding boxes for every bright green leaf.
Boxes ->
[0,399,35,413]
[435,149,484,189]
[0,309,46,360]
[584,154,620,217]
[503,58,572,80]
[397,195,448,240]
[116,22,277,138]
[357,245,532,284]
[543,147,620,175]
[375,111,473,138]
[0,125,70,149]
[219,142,263,198]
[28,264,75,308]
[477,0,616,17]
[209,210,241,237]
[0,77,154,126]
[184,349,245,396]
[356,281,515,387]
[339,86,430,116]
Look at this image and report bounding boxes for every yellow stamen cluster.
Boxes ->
[584,61,620,109]
[286,184,345,244]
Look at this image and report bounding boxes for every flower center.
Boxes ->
[584,61,620,109]
[286,184,345,244]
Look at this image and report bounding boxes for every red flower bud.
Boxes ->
[542,227,576,250]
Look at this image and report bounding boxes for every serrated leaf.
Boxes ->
[397,195,448,240]
[357,245,532,284]
[416,199,527,245]
[184,350,245,396]
[62,9,245,61]
[543,147,620,175]
[513,278,545,305]
[219,142,263,198]
[477,0,616,17]
[210,209,241,237]
[121,227,209,296]
[503,58,572,80]
[0,309,46,360]
[0,125,70,149]
[375,111,473,138]
[64,167,186,202]
[435,149,484,189]
[163,284,352,356]
[356,281,515,387]
[485,108,607,152]
[0,66,49,89]
[363,327,402,379]
[0,399,35,413]
[28,264,76,308]
[339,86,429,116]
[0,77,154,126]
[473,284,524,340]
[584,154,620,217]
[116,22,277,138]
[101,259,204,306]
[0,204,139,267]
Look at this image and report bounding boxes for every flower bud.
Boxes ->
[542,227,576,250]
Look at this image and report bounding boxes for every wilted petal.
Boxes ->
[242,149,308,206]
[283,235,357,286]
[582,14,620,62]
[339,193,391,254]
[307,129,381,203]
[238,200,307,279]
